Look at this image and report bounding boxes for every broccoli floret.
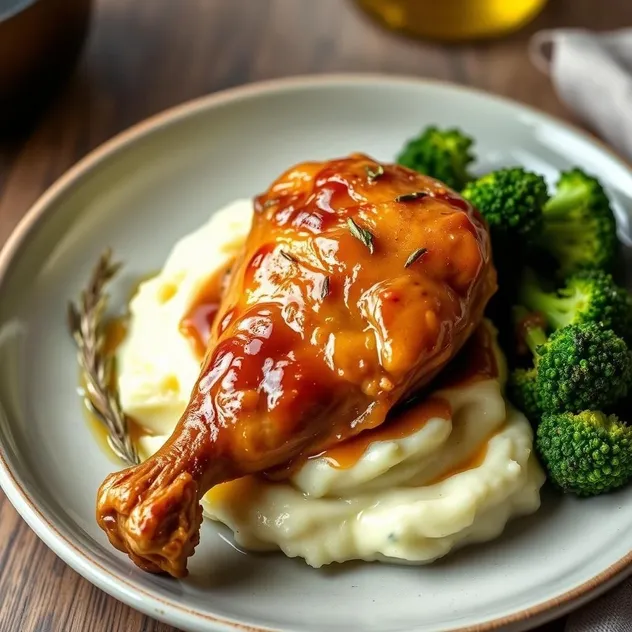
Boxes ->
[535,323,632,413]
[537,410,632,496]
[397,126,474,190]
[463,168,549,340]
[539,169,618,277]
[462,167,548,245]
[519,268,632,344]
[511,319,632,415]
[509,367,541,423]
[508,310,547,421]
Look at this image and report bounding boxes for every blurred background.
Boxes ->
[0,1,631,630]
[2,1,631,245]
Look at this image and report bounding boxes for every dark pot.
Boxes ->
[0,0,92,129]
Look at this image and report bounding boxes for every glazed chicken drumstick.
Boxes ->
[97,154,497,577]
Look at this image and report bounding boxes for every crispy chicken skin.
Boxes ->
[96,154,497,577]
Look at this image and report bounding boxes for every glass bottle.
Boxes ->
[355,0,548,41]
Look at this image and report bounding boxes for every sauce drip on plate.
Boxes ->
[83,317,152,463]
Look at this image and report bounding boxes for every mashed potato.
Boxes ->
[117,199,253,436]
[117,199,545,568]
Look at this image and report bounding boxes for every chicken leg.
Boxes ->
[96,154,497,577]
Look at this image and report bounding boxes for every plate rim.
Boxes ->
[1,73,632,632]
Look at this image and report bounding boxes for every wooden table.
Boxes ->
[1,1,631,630]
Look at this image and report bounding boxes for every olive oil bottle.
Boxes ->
[355,0,547,41]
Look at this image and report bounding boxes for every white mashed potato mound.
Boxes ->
[117,199,253,435]
[117,199,545,568]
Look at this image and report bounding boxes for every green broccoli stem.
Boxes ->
[519,276,574,331]
[543,186,587,219]
[524,324,548,357]
[540,220,585,240]
[514,305,548,358]
[539,221,592,264]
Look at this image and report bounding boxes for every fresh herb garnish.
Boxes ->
[321,276,330,300]
[405,247,428,268]
[396,191,429,202]
[68,250,140,467]
[347,218,375,254]
[366,164,385,183]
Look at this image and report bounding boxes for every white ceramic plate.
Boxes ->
[1,76,632,632]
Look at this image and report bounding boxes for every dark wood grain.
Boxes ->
[1,1,632,630]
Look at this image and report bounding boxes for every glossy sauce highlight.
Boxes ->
[179,258,234,359]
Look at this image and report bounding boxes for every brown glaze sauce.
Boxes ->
[179,258,235,359]
[112,260,499,474]
[427,420,510,485]
[204,475,261,512]
[436,322,498,389]
[166,156,495,476]
[92,282,498,477]
[186,154,495,469]
[313,397,451,469]
[94,155,500,578]
[310,320,499,470]
[168,218,497,473]
[86,259,235,463]
[103,318,128,354]
[83,318,153,462]
[178,280,500,479]
[428,442,490,485]
[85,400,138,465]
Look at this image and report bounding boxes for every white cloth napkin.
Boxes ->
[530,28,632,159]
[529,28,632,631]
[565,580,632,631]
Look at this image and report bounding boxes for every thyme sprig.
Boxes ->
[67,249,139,466]
[405,247,428,268]
[347,217,375,254]
[321,276,330,300]
[396,191,429,203]
[366,164,384,183]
